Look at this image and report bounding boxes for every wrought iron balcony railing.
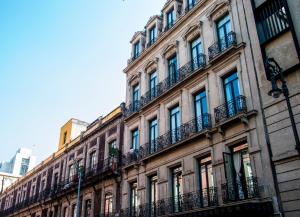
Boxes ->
[221,176,259,203]
[208,31,237,60]
[139,114,211,160]
[123,54,206,118]
[95,212,116,217]
[123,114,211,167]
[120,188,217,217]
[214,95,247,124]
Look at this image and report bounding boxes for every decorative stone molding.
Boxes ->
[161,42,178,59]
[206,0,231,26]
[182,22,201,43]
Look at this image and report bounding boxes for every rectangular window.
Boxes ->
[223,143,254,201]
[190,37,203,69]
[171,167,183,212]
[166,9,175,29]
[89,151,97,169]
[187,0,196,11]
[194,90,208,130]
[20,158,30,175]
[149,71,157,99]
[149,26,157,45]
[104,194,113,216]
[69,164,75,182]
[130,182,138,216]
[53,173,59,189]
[199,156,215,207]
[149,118,158,154]
[132,84,140,111]
[85,199,92,217]
[170,106,181,144]
[133,41,140,59]
[131,128,139,150]
[217,15,231,51]
[168,55,178,85]
[63,131,67,144]
[109,140,118,157]
[149,175,158,216]
[255,0,289,44]
[223,72,241,118]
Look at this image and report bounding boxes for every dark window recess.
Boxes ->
[255,0,289,44]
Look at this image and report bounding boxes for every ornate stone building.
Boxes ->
[0,0,299,217]
[0,107,124,217]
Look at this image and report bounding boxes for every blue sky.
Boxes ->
[0,0,164,163]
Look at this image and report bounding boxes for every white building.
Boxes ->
[0,148,36,176]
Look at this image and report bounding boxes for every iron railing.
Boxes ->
[123,114,211,166]
[120,188,217,217]
[208,31,237,60]
[214,95,247,124]
[221,176,259,203]
[123,54,206,118]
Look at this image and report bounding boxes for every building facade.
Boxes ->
[0,148,36,177]
[120,0,298,217]
[0,107,124,217]
[0,0,299,217]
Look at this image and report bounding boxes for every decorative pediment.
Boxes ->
[182,23,201,41]
[128,72,141,84]
[145,15,161,29]
[130,31,145,44]
[144,58,159,73]
[206,0,231,23]
[161,41,178,58]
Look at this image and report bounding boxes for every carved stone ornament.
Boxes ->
[206,0,231,26]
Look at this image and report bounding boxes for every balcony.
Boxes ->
[139,114,211,160]
[120,188,217,217]
[208,31,237,61]
[221,176,260,203]
[123,114,211,167]
[123,54,206,118]
[214,95,247,124]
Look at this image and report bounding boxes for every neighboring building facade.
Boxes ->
[0,148,36,176]
[248,0,300,216]
[120,0,291,217]
[0,107,124,217]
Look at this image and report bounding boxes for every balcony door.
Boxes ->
[149,71,157,99]
[172,167,183,213]
[223,72,240,118]
[168,55,178,85]
[190,38,202,70]
[149,118,158,154]
[199,156,215,207]
[170,106,181,144]
[194,90,207,131]
[132,84,140,111]
[130,182,138,217]
[104,194,113,217]
[223,144,254,201]
[149,175,158,217]
[217,15,231,51]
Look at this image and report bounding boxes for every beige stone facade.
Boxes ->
[0,0,299,217]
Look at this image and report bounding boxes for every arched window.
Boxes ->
[104,193,113,216]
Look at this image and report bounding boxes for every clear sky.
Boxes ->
[0,0,164,163]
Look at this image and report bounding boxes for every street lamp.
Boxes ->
[265,57,300,154]
[74,159,84,217]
